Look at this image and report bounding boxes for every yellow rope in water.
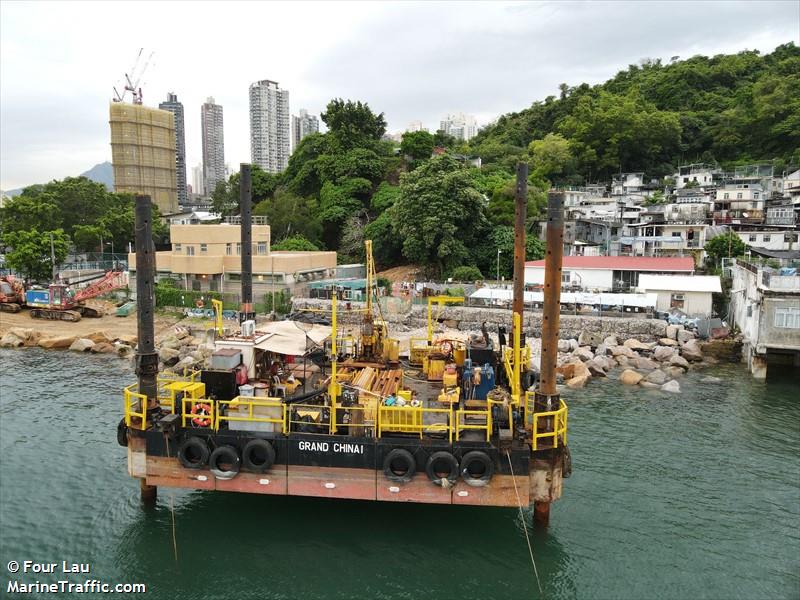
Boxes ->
[163,432,179,562]
[506,450,543,595]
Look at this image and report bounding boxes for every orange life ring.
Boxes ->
[191,402,212,427]
[195,299,204,308]
[437,341,453,355]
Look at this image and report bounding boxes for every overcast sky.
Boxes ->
[1,0,798,190]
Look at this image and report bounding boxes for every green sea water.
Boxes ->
[0,348,798,599]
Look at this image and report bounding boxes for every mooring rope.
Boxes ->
[506,450,543,595]
[163,432,179,562]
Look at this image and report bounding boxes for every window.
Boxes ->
[561,271,571,284]
[753,193,759,199]
[736,193,743,199]
[749,235,757,242]
[226,243,232,255]
[763,235,771,242]
[236,242,242,255]
[723,193,729,199]
[683,177,689,183]
[672,232,682,237]
[174,244,182,253]
[200,244,207,253]
[670,293,685,309]
[257,242,267,255]
[186,246,195,256]
[751,202,758,209]
[774,307,800,329]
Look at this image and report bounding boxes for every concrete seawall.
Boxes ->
[292,299,667,341]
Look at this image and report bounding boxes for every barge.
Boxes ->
[120,163,570,524]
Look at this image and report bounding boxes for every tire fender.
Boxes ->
[460,450,494,487]
[209,445,241,480]
[383,448,416,483]
[425,451,459,487]
[242,439,276,473]
[178,437,210,469]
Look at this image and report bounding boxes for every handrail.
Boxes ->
[216,397,285,431]
[379,406,453,442]
[287,403,331,435]
[123,384,147,430]
[181,397,215,429]
[455,408,492,442]
[530,399,568,450]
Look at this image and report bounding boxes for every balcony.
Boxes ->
[761,271,800,292]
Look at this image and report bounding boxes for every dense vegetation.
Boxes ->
[0,178,167,281]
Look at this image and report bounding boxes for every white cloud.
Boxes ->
[1,0,797,189]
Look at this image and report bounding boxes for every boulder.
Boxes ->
[557,339,571,353]
[639,381,661,389]
[116,344,134,358]
[664,366,685,379]
[658,338,679,347]
[623,338,651,351]
[573,346,594,362]
[666,324,681,340]
[643,369,668,385]
[619,369,644,385]
[38,336,77,349]
[578,331,602,348]
[669,354,690,370]
[610,345,636,358]
[557,361,590,380]
[629,356,658,371]
[602,335,619,347]
[90,342,116,354]
[87,331,114,344]
[615,355,630,367]
[594,343,610,357]
[159,347,181,366]
[596,355,617,371]
[175,328,191,340]
[661,379,681,393]
[117,334,138,345]
[160,335,183,351]
[176,356,196,370]
[681,339,703,362]
[9,327,41,346]
[566,373,591,388]
[568,339,579,352]
[555,373,565,384]
[585,359,608,377]
[69,338,95,352]
[0,332,23,348]
[677,329,696,344]
[653,346,676,362]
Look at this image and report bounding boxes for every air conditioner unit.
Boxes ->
[241,320,256,337]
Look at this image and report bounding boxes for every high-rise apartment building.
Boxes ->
[249,80,290,173]
[201,97,225,194]
[439,112,478,141]
[291,108,319,153]
[191,163,205,197]
[158,92,187,206]
[109,102,177,214]
[406,120,427,133]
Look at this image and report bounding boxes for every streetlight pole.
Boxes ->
[496,249,502,283]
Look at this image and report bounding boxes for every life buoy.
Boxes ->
[383,448,416,483]
[438,341,453,355]
[209,445,241,480]
[178,437,210,469]
[425,451,459,487]
[191,402,212,427]
[242,439,276,473]
[195,299,205,308]
[460,451,494,487]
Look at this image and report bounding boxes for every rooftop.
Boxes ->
[525,256,695,272]
[638,274,722,293]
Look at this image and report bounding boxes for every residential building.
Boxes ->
[439,112,477,141]
[291,109,319,153]
[127,218,337,296]
[714,182,765,224]
[736,229,799,251]
[109,102,177,214]
[406,120,427,132]
[636,274,722,316]
[765,201,797,227]
[673,163,722,190]
[165,210,220,226]
[249,80,291,173]
[158,92,187,206]
[611,173,645,197]
[524,256,695,292]
[191,163,205,198]
[729,259,800,378]
[621,223,709,264]
[201,97,225,194]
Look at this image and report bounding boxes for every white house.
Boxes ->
[636,274,721,316]
[525,256,695,292]
[737,230,800,251]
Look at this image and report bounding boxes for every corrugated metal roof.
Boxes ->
[525,256,695,272]
[638,274,722,293]
[470,287,658,308]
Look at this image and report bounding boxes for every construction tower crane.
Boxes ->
[112,48,154,105]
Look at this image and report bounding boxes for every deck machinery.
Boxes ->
[120,164,569,523]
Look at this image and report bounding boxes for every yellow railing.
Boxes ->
[331,403,376,436]
[455,408,492,442]
[530,399,568,450]
[409,337,430,366]
[181,397,216,429]
[123,384,148,430]
[378,406,453,442]
[286,403,330,435]
[216,397,285,431]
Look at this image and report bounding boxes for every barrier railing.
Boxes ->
[216,397,285,431]
[331,403,377,436]
[181,397,215,429]
[379,406,453,442]
[123,384,148,430]
[531,399,568,450]
[455,408,492,442]
[287,403,331,435]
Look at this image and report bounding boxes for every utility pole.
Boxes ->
[496,249,502,283]
[50,232,57,281]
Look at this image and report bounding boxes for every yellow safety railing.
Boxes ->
[409,337,430,366]
[123,384,148,430]
[287,403,330,435]
[181,397,216,429]
[331,403,377,436]
[216,397,285,431]
[455,408,492,442]
[531,399,568,450]
[378,406,453,442]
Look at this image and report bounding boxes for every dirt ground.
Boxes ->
[0,300,192,340]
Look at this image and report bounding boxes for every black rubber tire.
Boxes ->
[383,448,416,483]
[116,418,128,447]
[425,451,459,486]
[242,439,276,473]
[460,450,494,487]
[178,437,210,469]
[209,445,241,480]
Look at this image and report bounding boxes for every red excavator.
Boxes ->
[0,276,25,313]
[27,270,127,322]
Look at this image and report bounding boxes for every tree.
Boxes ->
[3,229,70,282]
[253,190,322,246]
[450,265,483,281]
[370,182,401,212]
[400,130,435,161]
[644,190,666,206]
[0,194,60,234]
[528,133,576,183]
[393,156,489,277]
[321,99,387,151]
[271,236,319,251]
[705,231,746,266]
[363,211,402,269]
